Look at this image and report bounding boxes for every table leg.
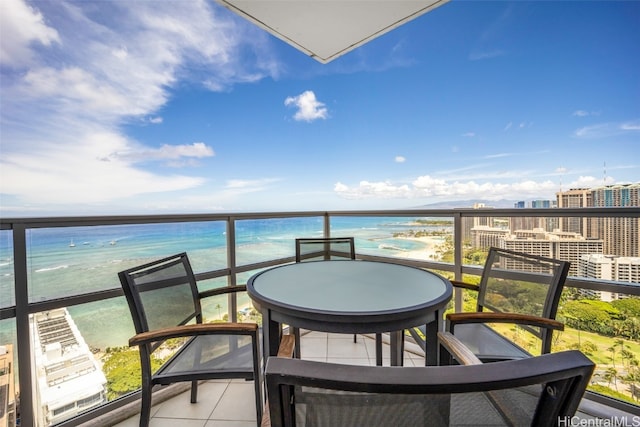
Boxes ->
[390,331,404,366]
[262,309,281,361]
[375,333,382,366]
[425,309,441,366]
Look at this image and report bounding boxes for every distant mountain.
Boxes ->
[410,199,521,209]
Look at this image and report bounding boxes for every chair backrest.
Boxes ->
[477,247,570,352]
[295,237,356,262]
[264,350,594,427]
[119,252,202,335]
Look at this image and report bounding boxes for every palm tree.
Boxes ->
[607,345,617,368]
[215,303,222,319]
[605,367,619,391]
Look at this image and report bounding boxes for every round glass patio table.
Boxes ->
[247,260,452,366]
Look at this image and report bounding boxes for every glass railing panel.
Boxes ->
[0,230,14,308]
[556,289,640,406]
[197,277,244,322]
[235,217,322,266]
[330,216,454,262]
[26,221,227,302]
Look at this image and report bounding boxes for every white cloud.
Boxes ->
[0,0,280,209]
[568,175,616,187]
[395,156,406,163]
[227,178,276,189]
[111,142,214,164]
[468,49,505,61]
[334,181,412,199]
[462,132,475,137]
[504,122,512,131]
[334,176,559,201]
[620,121,640,131]
[574,120,640,138]
[0,0,60,68]
[572,110,600,117]
[224,178,281,195]
[484,153,513,159]
[284,90,328,122]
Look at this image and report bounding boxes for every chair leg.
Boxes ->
[353,334,357,343]
[254,372,263,427]
[139,386,152,427]
[293,327,301,358]
[190,380,198,403]
[375,333,382,366]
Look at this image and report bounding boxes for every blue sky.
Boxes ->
[1,0,638,216]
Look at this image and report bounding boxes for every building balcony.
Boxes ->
[1,207,639,425]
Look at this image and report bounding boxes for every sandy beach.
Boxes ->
[391,235,444,261]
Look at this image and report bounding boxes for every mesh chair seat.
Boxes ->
[157,334,256,380]
[449,323,531,361]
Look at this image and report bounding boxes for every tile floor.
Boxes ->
[113,332,419,427]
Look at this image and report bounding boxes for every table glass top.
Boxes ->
[250,260,450,313]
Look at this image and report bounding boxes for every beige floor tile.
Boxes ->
[209,382,258,422]
[153,381,228,420]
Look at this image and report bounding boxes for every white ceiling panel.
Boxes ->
[216,0,450,63]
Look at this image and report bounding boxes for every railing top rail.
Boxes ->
[1,207,638,229]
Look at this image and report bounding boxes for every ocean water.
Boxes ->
[0,216,452,350]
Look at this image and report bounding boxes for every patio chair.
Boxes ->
[294,237,356,262]
[262,347,594,426]
[438,247,571,364]
[293,237,385,363]
[119,252,262,427]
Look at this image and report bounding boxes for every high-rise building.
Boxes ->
[461,203,496,242]
[556,183,640,257]
[531,200,554,209]
[578,254,640,300]
[591,183,640,257]
[30,308,107,426]
[471,226,510,250]
[556,188,593,236]
[500,229,603,276]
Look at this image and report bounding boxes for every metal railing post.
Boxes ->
[453,212,463,313]
[13,224,35,427]
[323,213,330,238]
[227,217,238,321]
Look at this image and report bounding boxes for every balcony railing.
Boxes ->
[1,207,639,425]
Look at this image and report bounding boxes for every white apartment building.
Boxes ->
[0,345,16,427]
[578,254,640,300]
[30,308,107,426]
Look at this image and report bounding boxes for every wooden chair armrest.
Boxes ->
[438,331,481,365]
[450,280,479,291]
[129,322,257,347]
[262,334,296,427]
[277,334,296,358]
[446,312,564,331]
[199,285,247,299]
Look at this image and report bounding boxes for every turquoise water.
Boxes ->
[0,216,452,350]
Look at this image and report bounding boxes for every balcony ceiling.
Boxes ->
[215,0,450,63]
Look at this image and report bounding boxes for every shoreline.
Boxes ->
[388,235,444,261]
